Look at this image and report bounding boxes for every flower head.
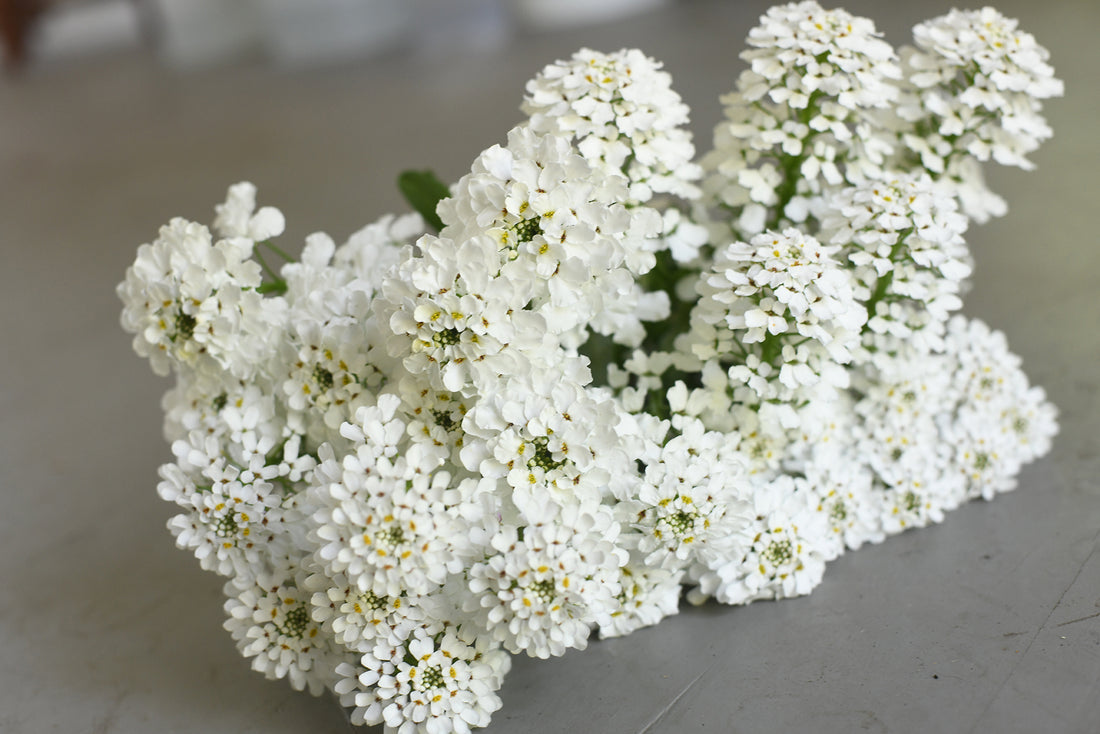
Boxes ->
[523,47,701,202]
[898,8,1063,218]
[223,566,336,695]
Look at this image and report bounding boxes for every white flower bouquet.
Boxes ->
[118,3,1061,731]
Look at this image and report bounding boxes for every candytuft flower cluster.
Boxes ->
[118,5,1060,731]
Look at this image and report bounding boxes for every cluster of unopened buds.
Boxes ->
[119,4,1060,731]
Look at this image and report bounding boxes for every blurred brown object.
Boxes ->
[0,0,46,69]
[0,0,156,71]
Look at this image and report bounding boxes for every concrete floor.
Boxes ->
[1,1,1098,732]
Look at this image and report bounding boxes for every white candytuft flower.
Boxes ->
[897,7,1063,220]
[703,1,901,239]
[214,181,286,242]
[523,47,702,203]
[940,316,1058,499]
[223,566,336,695]
[626,418,753,570]
[307,570,426,652]
[822,172,972,352]
[310,400,465,599]
[336,624,510,733]
[467,507,623,659]
[690,475,827,605]
[797,458,882,560]
[598,563,684,639]
[691,227,866,412]
[117,216,281,379]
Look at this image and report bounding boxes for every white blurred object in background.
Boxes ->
[511,0,668,30]
[255,0,412,67]
[26,0,143,62]
[18,0,670,71]
[155,0,259,68]
[155,0,415,68]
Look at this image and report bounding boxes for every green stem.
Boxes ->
[258,239,295,262]
[256,280,288,295]
[578,332,623,388]
[862,227,913,324]
[766,89,824,232]
[728,338,749,361]
[252,241,289,295]
[641,366,695,423]
[640,250,694,355]
[253,247,280,281]
[760,332,783,367]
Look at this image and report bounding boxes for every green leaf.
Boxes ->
[398,169,449,232]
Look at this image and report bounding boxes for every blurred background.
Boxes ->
[1,0,671,70]
[1,1,1098,733]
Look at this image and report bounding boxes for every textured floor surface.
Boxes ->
[1,1,1098,732]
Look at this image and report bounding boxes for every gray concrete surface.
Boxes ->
[1,1,1097,732]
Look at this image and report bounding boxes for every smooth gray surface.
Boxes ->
[1,1,1097,732]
